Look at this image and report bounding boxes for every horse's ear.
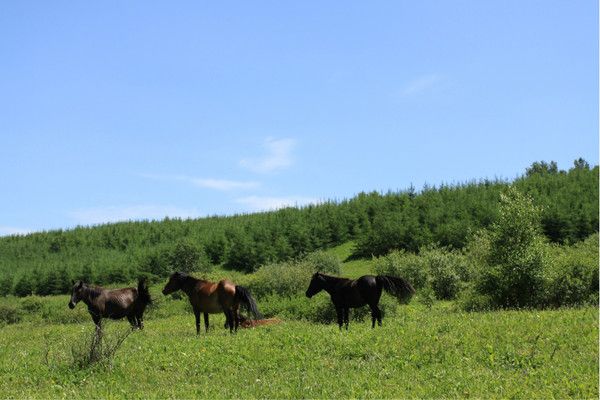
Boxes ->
[71,279,75,285]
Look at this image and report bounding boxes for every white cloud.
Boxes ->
[240,138,296,173]
[140,174,259,191]
[188,178,260,191]
[235,196,319,212]
[0,226,31,236]
[69,205,202,225]
[401,74,440,96]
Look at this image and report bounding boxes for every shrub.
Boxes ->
[303,250,341,275]
[247,260,314,298]
[70,325,132,370]
[20,295,45,314]
[0,302,22,325]
[425,246,470,300]
[373,246,470,300]
[543,234,599,307]
[374,250,428,289]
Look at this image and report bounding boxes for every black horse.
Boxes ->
[305,273,415,330]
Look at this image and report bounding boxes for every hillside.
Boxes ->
[0,159,597,296]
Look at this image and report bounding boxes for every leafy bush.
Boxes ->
[20,295,45,314]
[373,250,428,289]
[374,245,469,300]
[303,250,341,275]
[0,302,22,325]
[247,260,314,298]
[543,234,599,307]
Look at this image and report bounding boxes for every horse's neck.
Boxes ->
[181,276,202,297]
[82,286,102,306]
[321,275,345,295]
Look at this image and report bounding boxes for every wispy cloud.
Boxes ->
[235,196,319,212]
[240,138,296,173]
[141,174,259,191]
[401,74,441,96]
[0,226,31,237]
[69,205,202,225]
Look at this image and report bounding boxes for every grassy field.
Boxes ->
[0,302,597,399]
[0,243,597,398]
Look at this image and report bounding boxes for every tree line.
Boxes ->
[0,158,597,297]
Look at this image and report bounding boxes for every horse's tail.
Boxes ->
[137,277,152,306]
[235,285,263,320]
[376,275,415,304]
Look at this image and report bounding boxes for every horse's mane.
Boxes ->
[317,272,351,281]
[175,272,209,284]
[82,283,104,299]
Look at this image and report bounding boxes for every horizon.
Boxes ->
[1,2,598,235]
[1,159,593,237]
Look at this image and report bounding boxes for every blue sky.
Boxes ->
[1,1,597,235]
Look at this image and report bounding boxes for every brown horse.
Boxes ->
[68,278,152,330]
[162,271,262,334]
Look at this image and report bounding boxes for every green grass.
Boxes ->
[325,241,375,278]
[0,303,596,399]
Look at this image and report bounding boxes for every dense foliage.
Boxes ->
[0,159,596,297]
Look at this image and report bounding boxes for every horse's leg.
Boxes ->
[226,310,235,333]
[335,307,344,330]
[137,313,144,330]
[127,315,137,329]
[369,304,382,328]
[344,308,350,330]
[203,313,210,333]
[194,308,201,335]
[92,314,102,332]
[234,307,240,332]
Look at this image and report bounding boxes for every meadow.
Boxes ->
[0,246,598,399]
[0,300,596,399]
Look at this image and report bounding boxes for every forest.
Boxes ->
[0,158,597,305]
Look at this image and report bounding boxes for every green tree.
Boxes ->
[14,273,35,297]
[0,275,13,296]
[474,187,547,308]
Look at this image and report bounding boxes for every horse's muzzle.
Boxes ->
[305,291,312,298]
[68,302,75,309]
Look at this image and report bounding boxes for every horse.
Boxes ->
[238,315,282,329]
[305,272,415,330]
[68,277,152,330]
[162,271,262,334]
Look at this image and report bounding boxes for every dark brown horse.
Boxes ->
[68,278,152,330]
[305,273,415,330]
[162,271,262,334]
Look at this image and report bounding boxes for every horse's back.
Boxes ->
[356,275,382,304]
[100,287,137,319]
[217,279,237,307]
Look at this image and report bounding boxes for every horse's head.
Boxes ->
[305,272,325,298]
[68,280,85,309]
[162,271,186,295]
